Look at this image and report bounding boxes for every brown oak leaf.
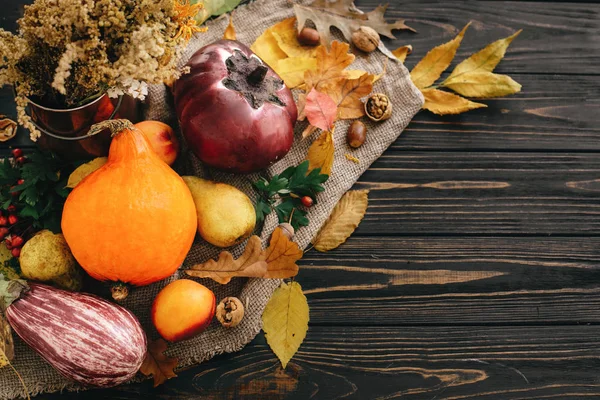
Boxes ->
[139,339,178,388]
[263,227,303,279]
[186,236,268,284]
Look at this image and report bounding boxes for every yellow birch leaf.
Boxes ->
[262,281,309,369]
[392,44,412,63]
[345,153,360,164]
[223,14,236,40]
[444,30,522,82]
[66,157,107,189]
[271,18,318,59]
[306,130,334,176]
[441,71,521,98]
[313,190,369,252]
[410,23,471,89]
[263,227,302,279]
[251,30,288,70]
[276,57,317,88]
[304,41,355,91]
[421,88,487,115]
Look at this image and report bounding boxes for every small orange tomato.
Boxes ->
[134,121,180,166]
[151,279,216,342]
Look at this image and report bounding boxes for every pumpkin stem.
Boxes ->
[111,282,129,302]
[88,119,135,138]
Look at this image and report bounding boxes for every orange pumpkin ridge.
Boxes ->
[61,120,197,297]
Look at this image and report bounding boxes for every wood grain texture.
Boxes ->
[37,327,600,400]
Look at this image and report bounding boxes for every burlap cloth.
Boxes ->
[0,0,423,397]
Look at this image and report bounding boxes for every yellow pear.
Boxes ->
[182,176,256,248]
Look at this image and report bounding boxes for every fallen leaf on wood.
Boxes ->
[313,190,369,251]
[392,44,412,62]
[306,130,334,176]
[271,17,318,59]
[223,14,236,40]
[410,23,471,89]
[263,227,302,279]
[294,0,414,58]
[305,88,338,131]
[443,30,522,81]
[277,57,317,88]
[186,236,267,284]
[262,281,309,369]
[345,153,360,164]
[139,339,178,388]
[441,71,521,98]
[304,41,355,91]
[66,157,107,188]
[421,88,487,115]
[0,312,13,367]
[323,73,374,120]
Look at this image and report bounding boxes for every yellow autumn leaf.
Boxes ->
[343,70,367,80]
[306,130,334,175]
[251,30,288,70]
[410,22,471,89]
[421,88,487,115]
[444,30,522,83]
[313,190,369,252]
[262,281,309,369]
[223,14,236,40]
[304,41,355,91]
[441,71,521,98]
[323,73,374,120]
[392,44,412,63]
[276,57,317,88]
[0,312,13,368]
[66,157,107,188]
[270,17,318,59]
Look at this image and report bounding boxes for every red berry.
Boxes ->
[0,216,7,226]
[10,187,19,196]
[11,248,20,258]
[0,228,8,240]
[11,148,23,159]
[7,215,18,225]
[16,179,24,185]
[5,238,13,250]
[16,156,26,165]
[301,196,314,208]
[10,235,23,248]
[7,205,16,213]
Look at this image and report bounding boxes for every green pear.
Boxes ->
[182,176,256,248]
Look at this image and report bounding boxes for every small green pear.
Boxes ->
[183,176,256,248]
[20,230,82,291]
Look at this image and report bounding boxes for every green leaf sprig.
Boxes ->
[254,161,329,230]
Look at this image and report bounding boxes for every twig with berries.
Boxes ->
[254,161,329,230]
[0,149,75,258]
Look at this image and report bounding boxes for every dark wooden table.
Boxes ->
[2,0,600,398]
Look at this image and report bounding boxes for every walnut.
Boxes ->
[0,116,17,142]
[351,26,380,53]
[216,297,245,328]
[365,93,392,121]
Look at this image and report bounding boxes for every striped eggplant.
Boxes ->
[3,281,147,387]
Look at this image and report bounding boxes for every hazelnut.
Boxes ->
[347,121,367,148]
[216,297,245,328]
[297,27,320,46]
[365,93,392,122]
[351,26,380,53]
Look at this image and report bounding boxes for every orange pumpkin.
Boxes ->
[61,120,197,297]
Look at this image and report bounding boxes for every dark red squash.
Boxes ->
[174,40,297,174]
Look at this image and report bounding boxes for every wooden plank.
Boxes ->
[349,152,600,235]
[37,327,600,399]
[300,236,600,324]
